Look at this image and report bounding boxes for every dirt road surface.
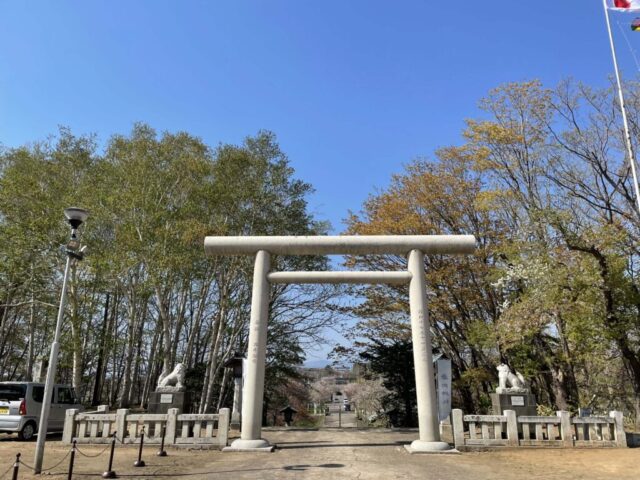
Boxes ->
[0,429,637,479]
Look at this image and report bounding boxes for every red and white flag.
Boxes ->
[608,0,640,11]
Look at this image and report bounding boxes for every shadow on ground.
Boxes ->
[273,440,330,445]
[74,463,347,477]
[0,433,62,442]
[276,441,408,449]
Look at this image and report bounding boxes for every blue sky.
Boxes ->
[2,1,638,364]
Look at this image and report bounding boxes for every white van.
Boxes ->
[0,382,83,440]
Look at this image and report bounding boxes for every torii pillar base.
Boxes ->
[405,441,457,454]
[223,438,274,452]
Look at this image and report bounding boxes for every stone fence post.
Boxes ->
[166,408,178,445]
[504,410,519,446]
[610,411,627,448]
[62,409,79,444]
[115,409,129,444]
[557,411,572,447]
[451,409,464,449]
[218,408,230,447]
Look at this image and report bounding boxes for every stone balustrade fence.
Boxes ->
[452,409,627,450]
[62,407,230,448]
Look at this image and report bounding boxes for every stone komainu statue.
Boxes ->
[496,363,528,394]
[157,363,186,391]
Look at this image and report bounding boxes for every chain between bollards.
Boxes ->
[11,453,20,480]
[156,425,167,457]
[67,440,77,480]
[102,432,118,479]
[133,427,146,468]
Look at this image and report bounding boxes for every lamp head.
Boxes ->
[64,207,89,230]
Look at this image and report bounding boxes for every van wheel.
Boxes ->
[18,422,36,441]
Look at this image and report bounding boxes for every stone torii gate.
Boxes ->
[204,235,476,453]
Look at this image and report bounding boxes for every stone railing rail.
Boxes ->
[452,409,627,450]
[63,407,230,448]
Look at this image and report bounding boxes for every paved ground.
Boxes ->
[0,429,638,479]
[323,404,357,428]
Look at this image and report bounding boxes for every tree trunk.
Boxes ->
[26,281,35,381]
[216,367,231,412]
[69,265,83,393]
[549,366,569,411]
[92,293,110,406]
[131,308,146,405]
[170,286,188,369]
[141,326,162,408]
[183,280,211,367]
[201,308,225,413]
[118,296,137,408]
[154,283,172,376]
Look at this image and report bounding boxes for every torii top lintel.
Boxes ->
[204,235,477,256]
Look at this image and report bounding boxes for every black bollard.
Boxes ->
[102,432,117,479]
[156,425,167,457]
[68,440,77,480]
[133,427,146,468]
[11,453,20,480]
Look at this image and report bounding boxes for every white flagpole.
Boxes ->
[603,0,640,215]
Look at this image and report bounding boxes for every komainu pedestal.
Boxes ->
[148,390,192,414]
[490,392,537,416]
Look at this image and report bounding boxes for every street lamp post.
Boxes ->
[34,208,89,474]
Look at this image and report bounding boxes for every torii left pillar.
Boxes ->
[226,250,273,450]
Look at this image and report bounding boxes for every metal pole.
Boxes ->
[134,428,146,467]
[156,425,167,457]
[92,293,110,406]
[11,453,20,480]
[603,0,640,215]
[67,440,77,480]
[34,254,73,473]
[102,433,117,479]
[407,250,450,452]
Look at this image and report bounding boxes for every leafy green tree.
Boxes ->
[0,125,339,417]
[359,339,417,427]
